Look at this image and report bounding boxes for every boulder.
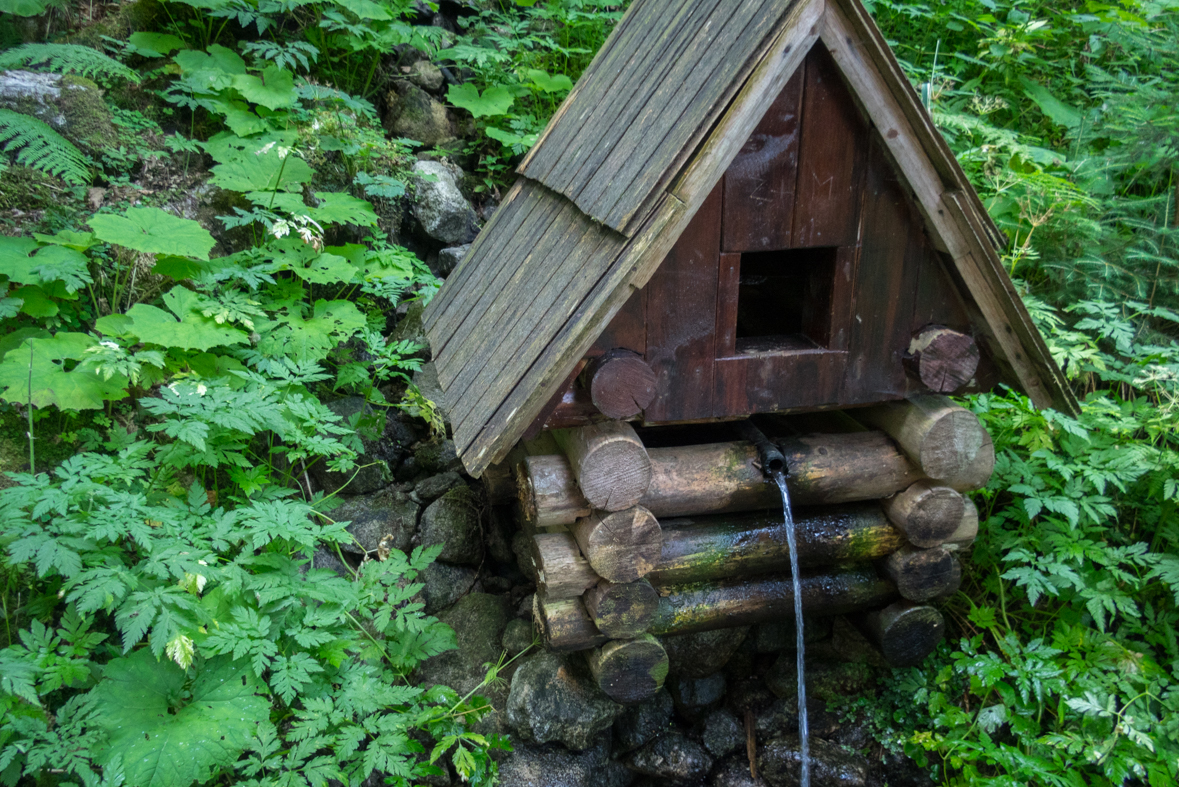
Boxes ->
[310,546,351,579]
[758,735,867,787]
[496,734,633,787]
[422,561,477,615]
[310,397,392,494]
[506,650,623,751]
[501,618,534,658]
[414,437,462,475]
[766,658,874,705]
[327,487,419,556]
[436,243,471,277]
[662,627,750,679]
[409,60,445,92]
[626,730,713,783]
[416,593,512,700]
[415,470,463,503]
[710,754,772,787]
[754,618,833,654]
[701,708,745,758]
[384,82,454,146]
[0,71,116,154]
[412,160,478,244]
[419,485,483,564]
[668,672,727,722]
[614,687,674,753]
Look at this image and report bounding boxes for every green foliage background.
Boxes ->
[0,0,1177,786]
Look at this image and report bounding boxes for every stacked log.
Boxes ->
[515,396,991,704]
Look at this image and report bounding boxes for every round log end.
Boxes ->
[921,406,992,485]
[573,506,662,583]
[860,601,945,667]
[585,579,659,638]
[587,634,669,704]
[883,482,965,547]
[883,545,958,602]
[907,326,979,393]
[587,349,658,419]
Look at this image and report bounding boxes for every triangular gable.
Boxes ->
[424,0,1075,477]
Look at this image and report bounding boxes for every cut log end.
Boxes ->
[906,326,980,393]
[854,601,945,667]
[532,532,602,599]
[881,545,960,602]
[882,481,965,547]
[572,506,662,583]
[586,634,669,704]
[585,349,658,419]
[553,421,653,511]
[584,579,659,638]
[535,593,607,652]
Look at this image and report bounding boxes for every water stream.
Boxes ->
[772,469,810,787]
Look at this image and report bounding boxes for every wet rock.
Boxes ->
[614,687,674,753]
[626,730,713,783]
[412,160,478,244]
[755,699,799,739]
[755,618,833,654]
[419,485,482,564]
[766,659,874,704]
[723,637,758,683]
[409,60,445,92]
[384,82,453,146]
[422,561,477,614]
[436,242,471,276]
[663,627,749,679]
[0,71,116,154]
[416,592,511,700]
[327,487,419,556]
[415,470,462,503]
[668,672,726,722]
[486,505,518,566]
[710,754,771,787]
[414,437,462,475]
[311,397,393,494]
[701,708,745,758]
[758,735,867,787]
[497,734,633,787]
[512,530,536,582]
[502,618,534,657]
[390,299,427,347]
[506,650,623,750]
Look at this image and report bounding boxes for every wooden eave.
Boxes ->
[424,0,1077,478]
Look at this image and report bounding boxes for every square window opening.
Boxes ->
[735,246,837,353]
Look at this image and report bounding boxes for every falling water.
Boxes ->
[772,469,810,787]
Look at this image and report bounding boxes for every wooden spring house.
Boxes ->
[423,0,1075,703]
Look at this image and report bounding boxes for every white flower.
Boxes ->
[255,141,276,156]
[196,383,207,396]
[100,340,120,350]
[270,220,291,239]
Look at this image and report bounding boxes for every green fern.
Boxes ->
[0,44,139,84]
[0,109,90,185]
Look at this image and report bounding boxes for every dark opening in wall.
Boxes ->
[735,246,837,352]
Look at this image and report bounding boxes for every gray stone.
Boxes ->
[390,299,427,348]
[419,485,482,564]
[327,487,419,556]
[0,71,116,154]
[710,754,772,787]
[755,700,799,740]
[766,658,874,705]
[497,735,633,787]
[501,618,534,657]
[415,470,462,502]
[436,243,471,277]
[412,363,448,422]
[755,618,833,654]
[422,561,477,614]
[412,160,478,244]
[384,82,454,146]
[414,437,462,475]
[614,687,674,753]
[512,530,536,582]
[701,708,744,758]
[310,546,351,578]
[486,505,518,566]
[758,735,867,787]
[626,731,713,783]
[663,627,750,679]
[416,593,511,700]
[668,672,727,721]
[311,397,393,494]
[409,60,445,92]
[506,650,623,751]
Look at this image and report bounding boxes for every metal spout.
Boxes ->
[735,420,787,477]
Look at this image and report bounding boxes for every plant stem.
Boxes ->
[26,344,34,474]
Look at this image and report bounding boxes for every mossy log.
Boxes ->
[583,579,659,638]
[649,566,897,636]
[586,634,669,705]
[853,601,946,667]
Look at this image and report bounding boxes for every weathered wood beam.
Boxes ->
[520,431,923,527]
[881,481,965,547]
[584,579,659,639]
[586,634,669,705]
[854,395,994,490]
[905,325,979,393]
[852,601,945,667]
[531,532,601,599]
[571,506,662,583]
[879,545,961,602]
[583,348,658,419]
[649,566,897,636]
[534,593,607,652]
[551,420,652,511]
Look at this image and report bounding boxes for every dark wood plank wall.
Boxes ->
[544,42,983,430]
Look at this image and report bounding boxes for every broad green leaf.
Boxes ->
[222,105,270,136]
[256,299,365,361]
[174,44,246,76]
[13,284,57,317]
[0,237,90,292]
[293,252,358,285]
[447,83,514,118]
[232,66,297,110]
[0,332,128,410]
[32,229,97,250]
[90,207,216,260]
[128,32,187,57]
[0,326,47,360]
[91,651,269,787]
[526,69,572,94]
[308,192,378,227]
[211,151,313,192]
[363,248,415,280]
[0,0,49,16]
[119,287,249,351]
[1021,78,1082,129]
[333,0,393,19]
[151,256,227,280]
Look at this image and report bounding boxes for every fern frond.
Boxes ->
[0,109,90,185]
[0,44,139,84]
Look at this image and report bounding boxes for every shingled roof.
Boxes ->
[423,0,1076,477]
